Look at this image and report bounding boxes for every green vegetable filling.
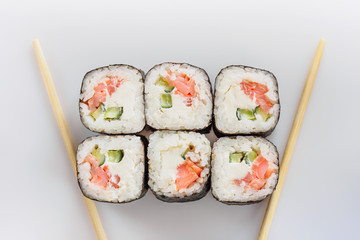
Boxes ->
[108,150,124,163]
[91,146,105,166]
[104,107,123,120]
[155,77,174,93]
[160,94,172,108]
[254,106,270,121]
[236,106,271,121]
[229,150,258,165]
[236,108,256,121]
[229,152,244,163]
[90,104,104,120]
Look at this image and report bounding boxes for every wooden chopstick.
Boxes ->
[258,39,326,240]
[33,39,108,240]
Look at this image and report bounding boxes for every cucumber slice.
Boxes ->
[90,106,103,120]
[164,86,175,93]
[104,107,123,120]
[91,146,105,166]
[236,108,255,121]
[100,103,106,111]
[243,150,258,165]
[229,152,244,163]
[160,94,172,108]
[247,150,258,162]
[254,106,270,121]
[108,150,124,163]
[243,155,251,165]
[155,77,168,86]
[156,77,174,93]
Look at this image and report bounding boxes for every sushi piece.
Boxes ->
[79,64,145,134]
[211,136,279,205]
[76,135,147,203]
[145,62,213,131]
[148,131,211,202]
[214,65,280,136]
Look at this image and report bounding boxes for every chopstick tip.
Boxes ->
[32,39,40,48]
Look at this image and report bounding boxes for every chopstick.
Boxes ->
[33,39,108,240]
[258,39,326,240]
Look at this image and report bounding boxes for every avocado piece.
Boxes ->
[243,150,258,165]
[108,150,124,163]
[104,107,123,120]
[160,94,172,108]
[229,152,244,163]
[254,106,270,121]
[90,105,103,120]
[236,108,256,121]
[91,146,105,166]
[155,77,174,93]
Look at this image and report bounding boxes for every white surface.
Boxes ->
[1,0,360,239]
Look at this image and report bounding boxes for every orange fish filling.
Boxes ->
[162,70,196,106]
[233,155,274,190]
[239,79,274,113]
[83,154,121,189]
[85,75,123,112]
[175,159,203,190]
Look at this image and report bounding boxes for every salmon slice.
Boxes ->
[172,80,191,96]
[233,172,253,186]
[87,83,107,112]
[102,165,111,178]
[264,166,274,179]
[108,174,121,189]
[256,97,273,114]
[82,155,121,189]
[249,178,267,190]
[105,76,123,95]
[252,155,269,179]
[187,160,203,176]
[83,154,110,188]
[175,159,203,190]
[113,174,121,184]
[94,82,108,92]
[239,79,274,113]
[162,71,197,105]
[233,154,274,190]
[110,182,120,189]
[86,75,123,111]
[174,78,196,97]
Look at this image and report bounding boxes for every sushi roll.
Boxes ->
[214,65,280,136]
[76,135,147,203]
[211,136,279,205]
[79,64,145,134]
[148,131,211,202]
[145,62,213,131]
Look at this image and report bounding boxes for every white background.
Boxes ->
[1,0,359,239]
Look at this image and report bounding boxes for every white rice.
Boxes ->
[145,63,212,130]
[211,136,279,203]
[214,66,280,134]
[79,65,145,134]
[77,135,145,203]
[148,131,211,198]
